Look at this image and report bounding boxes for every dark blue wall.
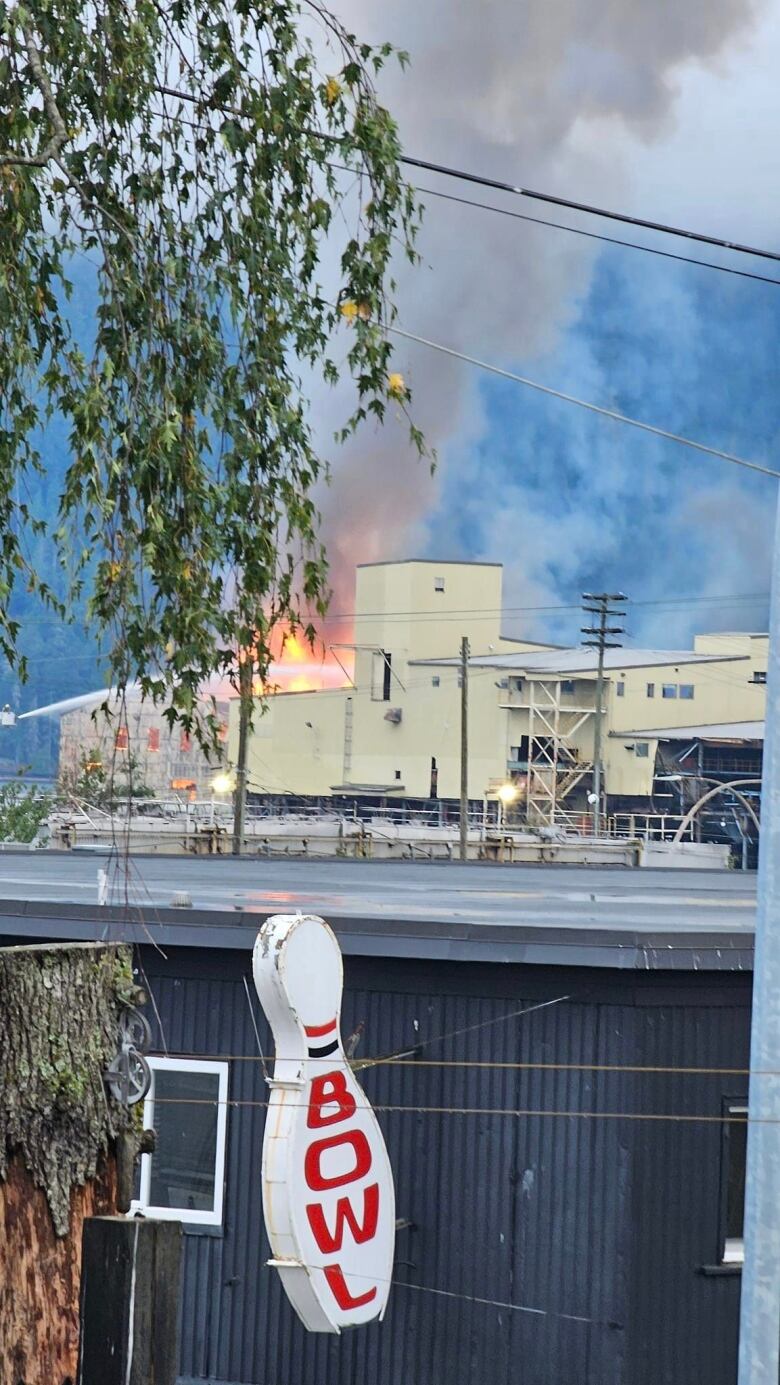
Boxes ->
[139,948,749,1385]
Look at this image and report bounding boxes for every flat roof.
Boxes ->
[356,558,502,569]
[0,855,755,972]
[611,721,765,742]
[412,649,747,675]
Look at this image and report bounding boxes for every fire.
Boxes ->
[210,620,354,701]
[264,623,349,693]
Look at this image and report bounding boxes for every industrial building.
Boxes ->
[0,854,754,1385]
[229,561,767,825]
[58,692,229,800]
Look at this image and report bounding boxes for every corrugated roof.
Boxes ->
[610,720,765,741]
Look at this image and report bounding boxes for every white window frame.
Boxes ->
[130,1056,229,1227]
[722,1103,747,1264]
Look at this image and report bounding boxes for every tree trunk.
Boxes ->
[0,1152,118,1384]
[0,942,135,1385]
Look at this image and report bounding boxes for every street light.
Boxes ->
[497,782,518,828]
[211,771,235,796]
[210,770,236,829]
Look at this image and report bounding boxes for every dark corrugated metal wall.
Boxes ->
[141,952,749,1385]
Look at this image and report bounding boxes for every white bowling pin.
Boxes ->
[253,913,395,1334]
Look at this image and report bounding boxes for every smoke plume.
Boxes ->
[312,0,768,644]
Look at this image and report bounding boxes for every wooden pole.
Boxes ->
[232,656,253,856]
[78,1216,181,1385]
[459,636,469,862]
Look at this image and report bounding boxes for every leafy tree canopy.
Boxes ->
[0,0,426,743]
[0,778,51,841]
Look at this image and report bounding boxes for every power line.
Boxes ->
[399,154,780,266]
[330,165,780,289]
[151,86,780,265]
[151,1095,763,1125]
[155,1052,760,1077]
[388,325,780,481]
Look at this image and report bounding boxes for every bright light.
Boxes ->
[211,772,235,795]
[497,783,518,805]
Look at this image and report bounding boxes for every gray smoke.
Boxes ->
[310,0,765,634]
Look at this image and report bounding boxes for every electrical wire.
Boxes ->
[151,86,780,265]
[388,325,780,481]
[328,162,780,290]
[147,1052,761,1077]
[149,1095,759,1124]
[398,153,780,265]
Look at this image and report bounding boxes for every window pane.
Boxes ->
[616,682,625,697]
[679,684,694,700]
[646,683,655,698]
[149,1070,220,1213]
[726,1113,747,1242]
[662,684,677,699]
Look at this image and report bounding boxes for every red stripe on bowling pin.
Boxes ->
[305,1019,338,1038]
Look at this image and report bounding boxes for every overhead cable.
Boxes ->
[388,325,780,481]
[329,163,780,289]
[399,154,780,265]
[152,84,780,263]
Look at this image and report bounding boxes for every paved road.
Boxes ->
[0,853,756,933]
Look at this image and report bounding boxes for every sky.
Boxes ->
[313,0,780,650]
[5,0,780,761]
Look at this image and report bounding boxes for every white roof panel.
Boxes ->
[610,720,765,742]
[412,648,747,675]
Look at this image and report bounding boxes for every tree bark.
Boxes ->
[0,1153,118,1385]
[0,942,135,1384]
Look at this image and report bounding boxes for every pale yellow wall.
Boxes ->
[230,688,350,796]
[352,561,504,694]
[603,651,765,796]
[348,661,504,799]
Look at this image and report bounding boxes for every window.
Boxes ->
[147,727,160,752]
[115,727,129,750]
[394,769,401,780]
[662,684,677,699]
[371,650,392,702]
[635,742,649,758]
[722,1103,747,1263]
[434,575,445,592]
[131,1057,229,1226]
[646,683,655,698]
[752,671,767,685]
[180,730,192,752]
[561,679,575,694]
[679,684,694,700]
[432,676,440,688]
[616,681,625,697]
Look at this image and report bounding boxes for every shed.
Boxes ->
[0,855,756,1385]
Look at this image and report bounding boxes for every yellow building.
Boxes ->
[229,561,767,822]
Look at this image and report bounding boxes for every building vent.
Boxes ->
[384,707,402,724]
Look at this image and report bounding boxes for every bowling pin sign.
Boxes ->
[253,913,395,1333]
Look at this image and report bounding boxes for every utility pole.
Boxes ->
[459,635,469,862]
[581,592,626,836]
[737,497,780,1384]
[232,655,253,857]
